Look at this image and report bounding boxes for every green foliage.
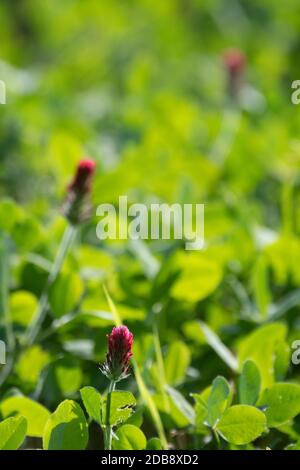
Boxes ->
[259,383,300,427]
[171,253,223,303]
[52,357,83,396]
[286,441,300,450]
[102,391,136,427]
[80,387,136,428]
[146,437,163,450]
[192,387,211,434]
[238,360,261,406]
[238,323,288,389]
[199,321,239,372]
[165,386,195,425]
[43,400,88,450]
[49,271,84,318]
[80,386,102,425]
[16,346,50,390]
[252,255,271,319]
[0,397,50,438]
[9,291,38,327]
[215,405,267,445]
[0,416,27,450]
[165,341,191,386]
[206,376,231,428]
[112,424,147,450]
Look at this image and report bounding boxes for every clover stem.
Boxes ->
[213,429,221,449]
[105,380,116,450]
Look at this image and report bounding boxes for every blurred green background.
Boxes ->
[1,0,300,208]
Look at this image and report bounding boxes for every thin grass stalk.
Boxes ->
[25,224,76,346]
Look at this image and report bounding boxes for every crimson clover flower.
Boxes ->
[100,326,134,382]
[62,158,96,225]
[223,49,245,101]
[224,49,245,75]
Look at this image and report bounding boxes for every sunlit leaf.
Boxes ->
[43,400,88,450]
[0,396,50,438]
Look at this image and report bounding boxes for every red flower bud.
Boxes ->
[223,49,245,102]
[223,49,245,75]
[62,158,96,225]
[69,159,96,194]
[100,326,134,382]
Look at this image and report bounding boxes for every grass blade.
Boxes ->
[199,321,238,372]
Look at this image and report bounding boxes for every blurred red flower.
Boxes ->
[62,158,96,225]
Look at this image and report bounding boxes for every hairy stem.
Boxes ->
[104,380,116,450]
